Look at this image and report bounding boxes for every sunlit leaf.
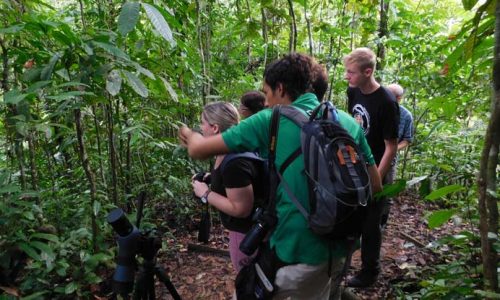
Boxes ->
[425,184,464,201]
[160,76,178,102]
[118,2,140,36]
[462,0,478,10]
[106,69,122,96]
[141,3,176,47]
[375,180,406,199]
[46,91,95,101]
[427,209,455,229]
[406,175,428,187]
[123,70,148,97]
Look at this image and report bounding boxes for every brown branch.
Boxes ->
[187,243,230,257]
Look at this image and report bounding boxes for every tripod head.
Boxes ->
[107,192,161,295]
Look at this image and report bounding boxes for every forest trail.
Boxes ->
[157,193,458,299]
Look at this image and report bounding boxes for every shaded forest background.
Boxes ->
[0,0,498,298]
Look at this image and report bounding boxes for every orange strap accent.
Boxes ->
[346,145,357,163]
[337,149,346,165]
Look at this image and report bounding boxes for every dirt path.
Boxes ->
[157,193,451,299]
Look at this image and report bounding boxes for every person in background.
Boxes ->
[180,53,382,299]
[387,83,414,154]
[343,47,400,288]
[238,90,266,118]
[191,102,266,272]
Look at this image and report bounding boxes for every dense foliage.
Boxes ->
[0,0,498,298]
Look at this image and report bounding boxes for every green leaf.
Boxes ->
[0,184,20,194]
[118,2,141,36]
[93,200,101,217]
[376,180,406,198]
[64,282,78,295]
[46,91,95,101]
[141,3,176,47]
[30,241,55,258]
[406,175,428,187]
[41,52,62,80]
[25,80,51,93]
[106,70,122,96]
[3,89,28,105]
[123,70,148,97]
[31,233,59,243]
[425,184,464,201]
[18,242,41,260]
[21,291,50,300]
[0,24,25,34]
[133,62,155,80]
[160,76,178,102]
[92,41,130,61]
[462,0,478,10]
[427,209,455,229]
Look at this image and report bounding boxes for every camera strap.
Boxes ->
[266,105,282,217]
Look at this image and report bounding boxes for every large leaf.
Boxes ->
[40,52,61,81]
[141,3,176,47]
[18,242,41,260]
[46,91,95,101]
[375,179,406,199]
[160,76,178,102]
[106,70,122,96]
[427,209,455,229]
[25,81,51,93]
[3,90,28,105]
[92,41,130,61]
[123,70,148,97]
[462,0,479,10]
[425,184,464,201]
[118,2,141,36]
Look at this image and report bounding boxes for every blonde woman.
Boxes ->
[191,102,265,272]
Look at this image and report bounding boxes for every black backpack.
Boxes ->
[273,102,372,239]
[217,152,268,233]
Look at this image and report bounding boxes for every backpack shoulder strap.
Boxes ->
[219,152,262,173]
[279,105,309,127]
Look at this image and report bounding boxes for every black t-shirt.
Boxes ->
[347,86,400,164]
[211,156,266,233]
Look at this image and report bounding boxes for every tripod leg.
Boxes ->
[154,266,182,300]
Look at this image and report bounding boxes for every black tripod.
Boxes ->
[107,192,181,300]
[132,233,181,300]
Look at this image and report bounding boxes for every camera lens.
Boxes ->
[107,208,133,237]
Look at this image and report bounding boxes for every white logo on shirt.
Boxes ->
[352,104,370,136]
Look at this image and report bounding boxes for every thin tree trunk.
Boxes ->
[91,105,106,183]
[304,0,313,56]
[245,0,252,64]
[196,0,209,105]
[106,101,118,205]
[477,1,500,292]
[287,0,297,52]
[27,132,38,192]
[74,108,98,253]
[261,6,268,67]
[377,0,389,74]
[15,142,26,189]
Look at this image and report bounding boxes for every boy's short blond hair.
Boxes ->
[343,47,377,71]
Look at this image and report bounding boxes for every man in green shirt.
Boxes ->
[179,53,382,299]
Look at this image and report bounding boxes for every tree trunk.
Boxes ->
[106,101,118,205]
[304,0,313,56]
[74,108,98,253]
[261,6,268,67]
[196,0,210,105]
[287,0,297,52]
[27,132,38,192]
[477,1,500,293]
[377,0,389,75]
[91,105,106,183]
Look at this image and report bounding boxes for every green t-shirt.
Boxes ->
[222,93,374,264]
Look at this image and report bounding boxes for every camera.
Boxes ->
[106,193,181,299]
[239,208,277,256]
[193,172,211,184]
